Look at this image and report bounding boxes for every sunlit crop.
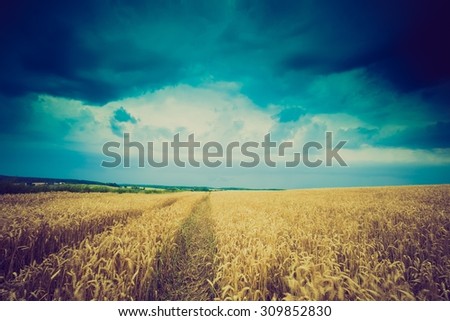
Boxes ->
[1,186,448,301]
[210,186,449,300]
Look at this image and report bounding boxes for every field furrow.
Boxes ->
[150,195,217,300]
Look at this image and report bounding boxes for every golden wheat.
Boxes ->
[1,193,201,300]
[0,185,448,301]
[0,192,178,281]
[210,186,449,301]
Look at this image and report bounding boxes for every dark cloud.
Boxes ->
[377,122,450,149]
[1,0,449,107]
[0,0,183,105]
[337,121,450,150]
[0,0,449,157]
[113,107,137,124]
[0,94,34,134]
[337,127,380,149]
[273,107,305,123]
[277,1,407,72]
[110,106,137,137]
[282,47,389,75]
[419,83,450,119]
[386,0,450,92]
[277,0,450,104]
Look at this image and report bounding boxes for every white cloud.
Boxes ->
[31,82,450,169]
[100,82,275,143]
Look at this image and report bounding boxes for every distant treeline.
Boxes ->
[0,174,283,194]
[0,182,176,195]
[0,175,117,187]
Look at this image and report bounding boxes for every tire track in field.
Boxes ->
[150,195,217,300]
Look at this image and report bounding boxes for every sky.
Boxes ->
[0,0,449,189]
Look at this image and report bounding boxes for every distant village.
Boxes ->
[16,181,66,187]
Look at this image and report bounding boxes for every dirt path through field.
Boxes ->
[150,195,216,300]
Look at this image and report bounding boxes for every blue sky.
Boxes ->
[0,0,449,188]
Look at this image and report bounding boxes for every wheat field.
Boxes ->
[0,185,449,300]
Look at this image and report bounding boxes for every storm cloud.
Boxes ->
[0,0,449,187]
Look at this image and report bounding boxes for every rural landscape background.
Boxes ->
[1,1,449,301]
